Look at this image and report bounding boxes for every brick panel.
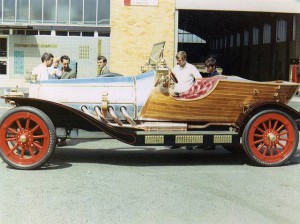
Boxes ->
[110,0,176,76]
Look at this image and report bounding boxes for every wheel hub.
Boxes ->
[17,130,33,145]
[19,134,27,143]
[264,130,278,146]
[267,133,277,142]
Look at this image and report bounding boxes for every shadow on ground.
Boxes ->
[50,145,249,167]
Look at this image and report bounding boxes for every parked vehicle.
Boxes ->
[1,43,300,169]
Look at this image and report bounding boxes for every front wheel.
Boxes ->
[0,106,57,169]
[242,109,298,166]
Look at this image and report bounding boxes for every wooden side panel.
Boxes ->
[138,80,298,123]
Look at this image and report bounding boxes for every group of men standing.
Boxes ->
[32,52,77,81]
[32,52,110,81]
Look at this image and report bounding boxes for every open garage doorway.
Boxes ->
[177,10,299,81]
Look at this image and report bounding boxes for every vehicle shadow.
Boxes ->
[49,146,250,168]
[46,140,300,168]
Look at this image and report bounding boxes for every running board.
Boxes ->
[134,131,240,146]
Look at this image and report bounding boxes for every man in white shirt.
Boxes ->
[171,51,202,150]
[32,52,54,81]
[172,51,202,96]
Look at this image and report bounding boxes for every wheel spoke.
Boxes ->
[279,137,288,141]
[279,131,288,136]
[257,143,265,151]
[33,135,45,139]
[270,145,274,156]
[275,145,281,154]
[254,134,263,137]
[254,139,263,144]
[268,120,271,129]
[16,119,23,130]
[9,144,19,154]
[262,146,268,156]
[262,122,268,130]
[8,127,18,134]
[28,146,36,158]
[33,141,43,150]
[20,147,25,158]
[31,124,40,133]
[276,124,284,132]
[277,142,285,149]
[5,137,16,141]
[272,120,278,130]
[25,118,30,130]
[257,127,264,133]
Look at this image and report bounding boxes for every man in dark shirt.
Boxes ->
[205,57,219,77]
[97,56,110,77]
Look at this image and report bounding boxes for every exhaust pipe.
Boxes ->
[94,106,108,123]
[108,107,123,126]
[120,106,137,126]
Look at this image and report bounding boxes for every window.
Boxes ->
[58,0,69,24]
[3,0,15,22]
[44,0,56,23]
[263,24,271,44]
[69,31,81,36]
[13,30,26,35]
[230,34,233,48]
[71,0,83,24]
[178,29,206,44]
[97,0,110,25]
[26,30,38,35]
[253,27,259,45]
[17,0,29,22]
[39,30,51,35]
[82,32,94,37]
[236,33,240,47]
[243,30,249,46]
[293,16,296,41]
[56,31,68,36]
[30,0,42,23]
[84,0,96,24]
[276,19,287,42]
[0,1,2,22]
[0,38,8,57]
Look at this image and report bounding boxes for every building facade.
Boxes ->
[1,0,300,81]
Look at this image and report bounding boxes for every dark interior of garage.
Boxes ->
[178,10,298,81]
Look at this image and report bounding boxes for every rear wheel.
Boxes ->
[0,106,56,169]
[242,109,298,166]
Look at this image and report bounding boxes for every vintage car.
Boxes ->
[1,42,300,169]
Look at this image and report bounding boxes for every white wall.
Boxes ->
[8,35,110,79]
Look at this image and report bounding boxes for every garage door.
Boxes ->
[176,0,300,13]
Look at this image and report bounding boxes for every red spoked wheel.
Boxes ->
[0,106,56,169]
[242,109,299,166]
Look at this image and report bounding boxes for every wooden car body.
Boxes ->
[0,41,300,169]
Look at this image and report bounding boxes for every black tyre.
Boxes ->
[242,109,298,166]
[0,106,57,169]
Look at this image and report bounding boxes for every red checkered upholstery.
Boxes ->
[175,76,225,99]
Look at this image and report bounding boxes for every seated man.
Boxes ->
[171,51,202,97]
[205,57,219,77]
